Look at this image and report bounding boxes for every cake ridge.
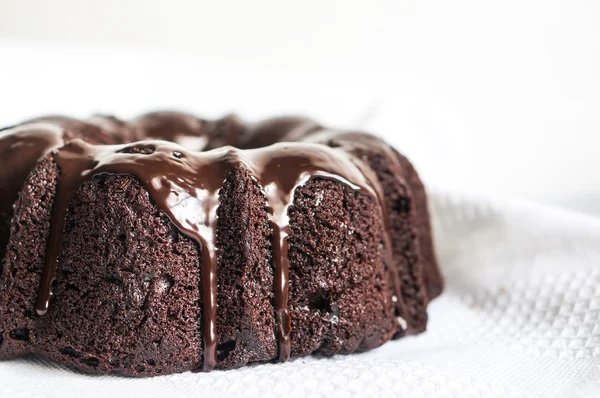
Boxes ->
[301,129,434,333]
[317,144,411,335]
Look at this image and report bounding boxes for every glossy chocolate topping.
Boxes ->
[0,112,409,369]
[25,136,376,370]
[0,123,64,262]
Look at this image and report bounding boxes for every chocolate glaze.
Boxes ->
[0,124,64,262]
[29,134,375,369]
[0,112,425,370]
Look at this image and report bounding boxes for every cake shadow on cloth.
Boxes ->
[0,112,443,377]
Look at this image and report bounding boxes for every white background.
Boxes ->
[0,0,599,214]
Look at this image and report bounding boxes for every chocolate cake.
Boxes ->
[0,112,442,377]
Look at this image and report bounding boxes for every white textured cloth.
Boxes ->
[1,190,599,397]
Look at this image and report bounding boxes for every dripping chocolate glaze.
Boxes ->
[0,124,65,263]
[34,137,376,369]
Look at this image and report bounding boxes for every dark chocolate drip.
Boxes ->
[0,123,65,263]
[32,135,375,369]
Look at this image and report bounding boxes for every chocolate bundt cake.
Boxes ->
[0,112,443,377]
